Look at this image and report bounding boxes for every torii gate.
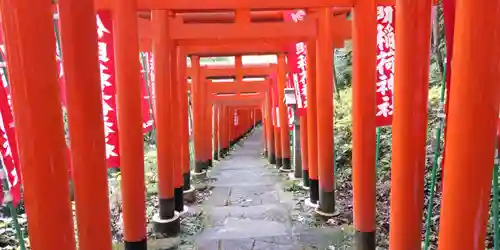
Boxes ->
[208,81,268,162]
[212,94,264,157]
[2,3,352,250]
[186,63,277,169]
[184,61,274,174]
[187,64,272,176]
[136,10,352,56]
[4,0,497,250]
[191,74,269,174]
[0,3,346,250]
[135,9,352,181]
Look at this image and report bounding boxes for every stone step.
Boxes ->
[196,235,297,250]
[202,185,281,207]
[204,203,292,227]
[199,217,291,240]
[195,226,351,250]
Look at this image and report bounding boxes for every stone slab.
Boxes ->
[204,204,291,227]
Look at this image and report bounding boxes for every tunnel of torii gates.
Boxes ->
[0,0,498,249]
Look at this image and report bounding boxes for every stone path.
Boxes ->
[195,127,350,250]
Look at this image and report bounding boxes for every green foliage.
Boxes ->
[333,85,443,172]
[334,41,353,89]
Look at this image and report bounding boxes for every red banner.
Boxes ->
[270,73,280,128]
[375,6,396,127]
[0,46,21,206]
[97,11,120,168]
[283,10,307,116]
[286,77,294,130]
[144,52,157,121]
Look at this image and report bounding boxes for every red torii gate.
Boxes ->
[136,11,352,55]
[3,0,495,250]
[189,60,274,174]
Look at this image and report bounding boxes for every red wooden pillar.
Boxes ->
[277,54,292,171]
[352,0,377,247]
[237,109,242,139]
[256,108,262,126]
[241,109,245,136]
[218,105,225,156]
[200,77,209,169]
[205,91,213,167]
[437,1,500,249]
[115,0,150,246]
[306,40,319,205]
[213,104,220,160]
[316,7,335,216]
[238,109,242,139]
[272,84,283,168]
[227,107,232,147]
[177,50,192,192]
[225,106,230,152]
[249,109,253,131]
[0,1,76,249]
[221,105,229,155]
[248,109,251,131]
[241,109,244,136]
[235,108,238,141]
[389,0,432,248]
[236,109,241,140]
[229,108,234,145]
[300,115,309,187]
[257,108,261,125]
[245,109,249,133]
[236,108,240,141]
[243,109,247,136]
[266,92,276,164]
[247,109,251,132]
[234,108,238,142]
[200,80,207,167]
[58,0,113,248]
[191,56,205,174]
[171,47,184,213]
[262,106,268,157]
[152,10,180,236]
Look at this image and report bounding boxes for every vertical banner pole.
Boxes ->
[375,128,381,169]
[493,151,499,250]
[140,52,156,135]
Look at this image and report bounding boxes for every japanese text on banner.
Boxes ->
[97,11,120,168]
[0,65,21,206]
[283,10,308,116]
[0,35,21,206]
[146,52,157,121]
[375,6,396,127]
